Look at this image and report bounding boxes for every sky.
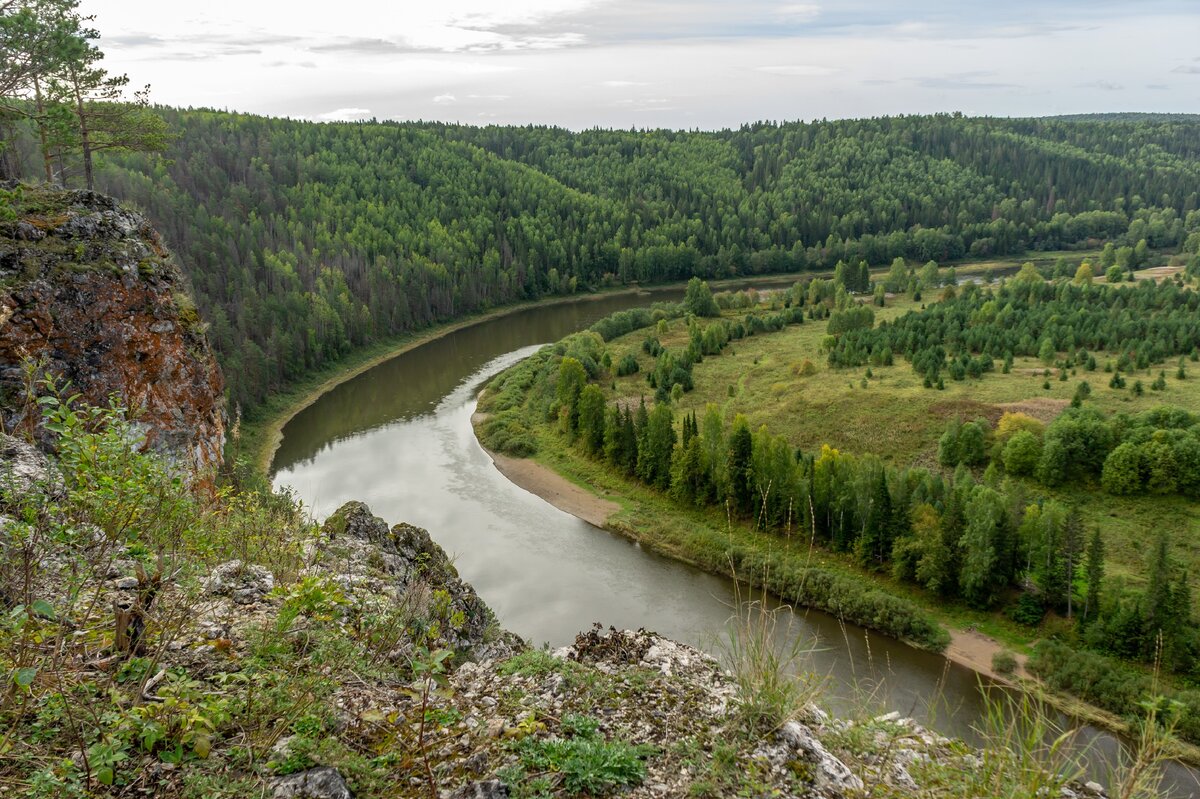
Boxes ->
[81,0,1200,130]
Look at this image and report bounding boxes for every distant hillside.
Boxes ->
[71,112,1200,413]
[1046,113,1200,123]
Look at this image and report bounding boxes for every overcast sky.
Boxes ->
[81,0,1199,129]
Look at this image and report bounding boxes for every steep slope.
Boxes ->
[0,182,225,472]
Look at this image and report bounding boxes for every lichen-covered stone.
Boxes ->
[448,780,507,799]
[204,559,275,604]
[270,767,352,799]
[0,184,225,473]
[321,501,502,654]
[0,432,61,502]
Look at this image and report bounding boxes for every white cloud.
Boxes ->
[78,1,1200,129]
[318,107,373,121]
[777,3,820,21]
[754,64,837,77]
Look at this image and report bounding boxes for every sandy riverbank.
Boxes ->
[472,410,620,529]
[489,450,621,529]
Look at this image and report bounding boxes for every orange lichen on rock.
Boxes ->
[0,184,226,473]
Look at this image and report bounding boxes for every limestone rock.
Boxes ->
[270,767,352,799]
[204,560,275,603]
[778,720,864,798]
[0,433,61,502]
[0,185,226,473]
[320,501,499,653]
[448,780,507,799]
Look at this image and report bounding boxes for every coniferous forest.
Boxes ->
[59,112,1200,416]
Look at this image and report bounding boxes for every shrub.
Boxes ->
[1028,640,1200,745]
[992,650,1019,676]
[1002,430,1042,476]
[1006,592,1046,626]
[506,715,655,796]
[615,353,640,376]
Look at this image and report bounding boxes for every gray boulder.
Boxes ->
[270,767,352,799]
[0,433,61,504]
[449,780,508,799]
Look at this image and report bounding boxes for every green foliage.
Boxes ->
[721,601,820,736]
[615,353,640,376]
[991,649,1018,676]
[1029,640,1200,745]
[683,277,719,317]
[59,110,1193,418]
[829,281,1200,385]
[503,714,655,797]
[938,418,989,468]
[2,1,168,190]
[826,304,874,336]
[498,649,569,678]
[1001,430,1042,476]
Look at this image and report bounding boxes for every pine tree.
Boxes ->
[576,384,606,455]
[1143,534,1175,659]
[856,469,893,568]
[1083,527,1104,624]
[727,415,754,516]
[1062,508,1083,619]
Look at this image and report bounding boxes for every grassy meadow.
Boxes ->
[582,267,1200,611]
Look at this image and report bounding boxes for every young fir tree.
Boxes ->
[1083,527,1105,625]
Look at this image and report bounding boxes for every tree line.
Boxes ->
[5,10,1200,418]
[828,274,1200,387]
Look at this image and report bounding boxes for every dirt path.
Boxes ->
[945,628,1026,682]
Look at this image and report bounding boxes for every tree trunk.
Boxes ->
[70,69,94,190]
[0,122,15,181]
[33,75,54,184]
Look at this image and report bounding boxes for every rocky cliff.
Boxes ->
[0,183,225,472]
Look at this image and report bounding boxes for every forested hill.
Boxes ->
[89,112,1200,415]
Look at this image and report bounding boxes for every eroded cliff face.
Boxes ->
[0,183,225,472]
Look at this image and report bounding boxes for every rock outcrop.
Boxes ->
[0,183,225,472]
[319,501,505,656]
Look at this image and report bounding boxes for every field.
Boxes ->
[595,272,1200,594]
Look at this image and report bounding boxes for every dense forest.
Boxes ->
[13,111,1192,416]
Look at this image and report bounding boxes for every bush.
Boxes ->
[724,546,950,652]
[791,359,817,377]
[1028,640,1200,744]
[992,650,1019,676]
[1002,430,1042,476]
[615,353,640,376]
[1007,592,1046,626]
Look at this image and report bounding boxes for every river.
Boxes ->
[271,280,1196,796]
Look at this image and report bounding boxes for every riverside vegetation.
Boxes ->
[477,262,1200,753]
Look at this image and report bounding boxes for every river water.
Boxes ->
[271,281,1196,796]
